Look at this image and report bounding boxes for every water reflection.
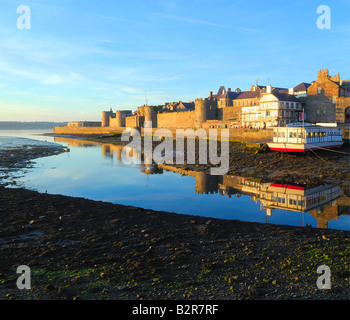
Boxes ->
[54,136,349,230]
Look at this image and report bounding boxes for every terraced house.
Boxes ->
[241,86,302,128]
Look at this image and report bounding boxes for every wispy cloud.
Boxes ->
[69,72,85,81]
[154,13,235,29]
[42,74,65,85]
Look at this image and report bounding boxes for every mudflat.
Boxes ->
[0,138,349,300]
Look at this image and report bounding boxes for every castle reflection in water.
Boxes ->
[55,136,350,229]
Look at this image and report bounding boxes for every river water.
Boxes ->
[1,130,349,231]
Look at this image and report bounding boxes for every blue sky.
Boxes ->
[0,0,349,121]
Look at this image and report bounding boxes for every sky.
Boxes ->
[0,0,349,122]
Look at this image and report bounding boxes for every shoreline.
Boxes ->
[0,134,349,300]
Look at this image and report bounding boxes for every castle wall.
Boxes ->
[157,110,196,128]
[125,115,140,128]
[218,107,241,122]
[336,97,350,123]
[301,96,336,123]
[109,117,120,128]
[54,126,126,135]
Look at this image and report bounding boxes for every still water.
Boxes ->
[1,130,349,231]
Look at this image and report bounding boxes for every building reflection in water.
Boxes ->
[170,168,349,229]
[54,136,349,229]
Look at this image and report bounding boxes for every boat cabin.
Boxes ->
[268,125,343,152]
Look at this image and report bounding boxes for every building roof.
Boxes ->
[294,82,311,92]
[214,91,240,100]
[179,102,195,110]
[217,86,226,95]
[272,91,299,102]
[235,90,261,100]
[252,85,288,93]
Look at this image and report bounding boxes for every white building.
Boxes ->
[242,85,303,128]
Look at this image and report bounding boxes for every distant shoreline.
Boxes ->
[0,121,67,130]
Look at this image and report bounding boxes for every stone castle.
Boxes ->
[66,68,350,131]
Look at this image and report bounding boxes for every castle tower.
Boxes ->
[318,68,330,81]
[195,99,207,128]
[101,111,108,127]
[144,106,157,128]
[101,109,113,127]
[138,106,145,117]
[195,172,219,194]
[115,110,122,127]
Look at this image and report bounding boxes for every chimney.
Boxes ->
[227,88,231,92]
[209,91,213,98]
[267,85,272,94]
[288,88,294,95]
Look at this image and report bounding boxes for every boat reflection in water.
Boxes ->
[159,165,349,230]
[54,136,349,230]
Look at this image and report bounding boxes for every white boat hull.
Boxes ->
[267,141,344,152]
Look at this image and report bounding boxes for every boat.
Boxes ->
[267,125,343,152]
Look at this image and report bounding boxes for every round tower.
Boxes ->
[195,171,207,194]
[195,99,207,128]
[101,111,110,127]
[195,172,219,194]
[144,106,157,128]
[115,110,122,128]
[138,106,145,117]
